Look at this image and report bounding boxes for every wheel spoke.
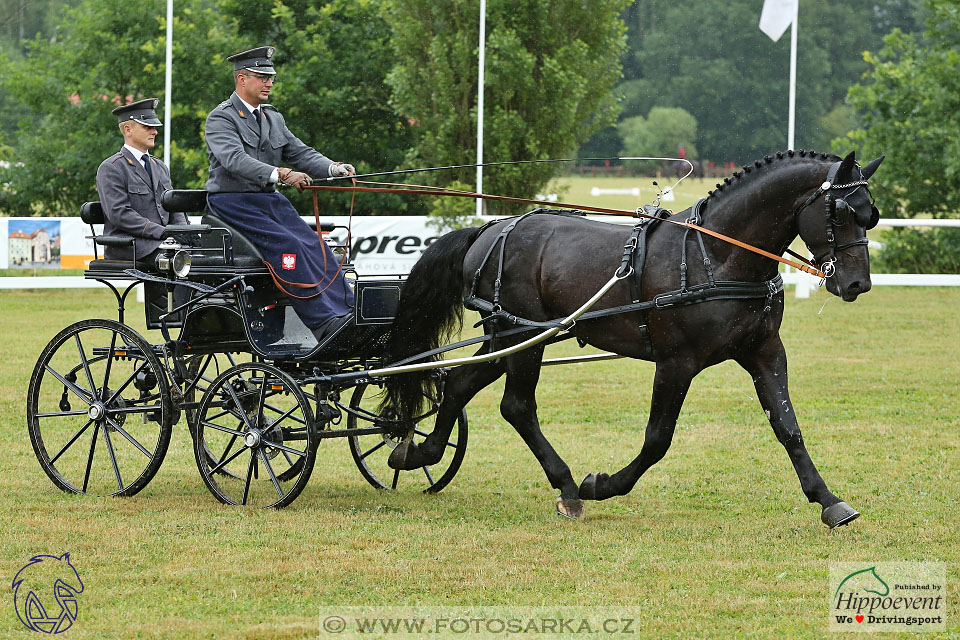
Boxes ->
[359,439,388,461]
[201,420,246,437]
[258,449,285,498]
[217,434,239,466]
[423,466,435,486]
[241,451,255,505]
[81,425,100,493]
[37,409,88,418]
[108,404,162,415]
[259,438,305,458]
[263,402,307,426]
[224,379,255,431]
[100,424,125,490]
[104,360,149,406]
[209,441,249,475]
[104,416,153,459]
[44,364,93,404]
[391,468,400,490]
[100,330,118,396]
[254,374,269,429]
[49,419,93,465]
[74,333,98,400]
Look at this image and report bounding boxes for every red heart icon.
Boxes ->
[856,615,864,623]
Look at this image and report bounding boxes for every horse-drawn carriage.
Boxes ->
[27,150,884,527]
[26,189,466,508]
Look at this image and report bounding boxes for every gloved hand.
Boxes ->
[329,162,356,178]
[279,168,313,192]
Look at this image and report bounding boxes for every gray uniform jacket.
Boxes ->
[205,93,333,193]
[95,148,187,260]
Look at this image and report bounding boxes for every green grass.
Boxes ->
[545,175,714,213]
[1,286,958,639]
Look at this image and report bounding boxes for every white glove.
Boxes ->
[329,162,356,178]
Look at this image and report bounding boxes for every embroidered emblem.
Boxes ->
[281,254,296,270]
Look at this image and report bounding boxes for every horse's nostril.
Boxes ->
[848,281,861,293]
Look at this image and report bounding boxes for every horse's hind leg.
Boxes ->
[499,346,584,519]
[579,361,696,501]
[737,336,859,529]
[389,354,505,471]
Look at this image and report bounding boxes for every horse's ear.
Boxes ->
[837,151,857,181]
[860,155,885,180]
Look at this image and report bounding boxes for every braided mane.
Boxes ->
[705,149,841,200]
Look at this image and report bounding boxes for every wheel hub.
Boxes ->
[87,402,106,421]
[244,428,262,448]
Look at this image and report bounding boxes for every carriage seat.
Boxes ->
[81,200,213,272]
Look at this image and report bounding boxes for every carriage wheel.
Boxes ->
[194,362,316,508]
[346,383,467,493]
[27,319,173,497]
[183,353,250,480]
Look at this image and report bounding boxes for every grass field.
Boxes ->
[2,285,958,639]
[546,174,712,213]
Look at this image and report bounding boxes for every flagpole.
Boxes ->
[163,0,173,167]
[787,0,797,150]
[476,0,486,216]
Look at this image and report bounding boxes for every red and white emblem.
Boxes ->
[281,254,296,270]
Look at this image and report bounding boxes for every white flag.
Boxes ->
[759,0,798,42]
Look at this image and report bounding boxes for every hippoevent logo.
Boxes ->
[11,553,84,634]
[829,562,945,632]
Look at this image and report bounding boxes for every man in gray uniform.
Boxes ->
[205,46,356,341]
[96,98,187,261]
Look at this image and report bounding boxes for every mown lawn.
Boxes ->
[1,285,957,639]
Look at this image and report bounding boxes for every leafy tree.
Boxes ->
[841,0,959,273]
[385,0,628,212]
[0,0,237,215]
[219,0,422,215]
[618,106,697,162]
[581,1,927,164]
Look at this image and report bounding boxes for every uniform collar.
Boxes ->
[123,144,148,164]
[233,92,261,117]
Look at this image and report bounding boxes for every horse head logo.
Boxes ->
[11,553,84,634]
[834,565,890,604]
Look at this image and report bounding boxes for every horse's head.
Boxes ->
[796,151,884,301]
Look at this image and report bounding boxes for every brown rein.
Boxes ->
[305,181,827,279]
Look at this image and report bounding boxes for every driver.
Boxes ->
[95,98,188,261]
[204,46,355,342]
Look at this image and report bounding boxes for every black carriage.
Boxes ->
[26,190,467,508]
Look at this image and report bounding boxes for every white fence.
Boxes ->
[0,216,957,291]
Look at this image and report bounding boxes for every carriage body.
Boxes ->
[25,190,467,508]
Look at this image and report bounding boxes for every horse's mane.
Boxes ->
[706,149,842,201]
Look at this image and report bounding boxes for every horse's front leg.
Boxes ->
[737,336,859,529]
[580,361,696,501]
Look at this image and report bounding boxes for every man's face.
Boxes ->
[236,71,275,106]
[124,122,157,152]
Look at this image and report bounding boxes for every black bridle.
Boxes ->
[794,161,879,275]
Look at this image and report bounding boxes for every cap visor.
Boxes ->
[133,117,163,127]
[243,66,276,75]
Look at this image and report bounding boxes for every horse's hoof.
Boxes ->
[579,474,598,500]
[821,501,860,529]
[555,497,585,521]
[387,440,420,470]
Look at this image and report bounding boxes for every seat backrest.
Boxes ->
[80,201,104,225]
[200,213,264,261]
[161,189,208,213]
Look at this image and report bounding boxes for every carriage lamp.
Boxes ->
[155,238,192,278]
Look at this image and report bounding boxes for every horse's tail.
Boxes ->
[381,225,486,421]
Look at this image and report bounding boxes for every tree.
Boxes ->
[0,0,237,215]
[385,0,628,212]
[841,0,960,273]
[618,107,697,161]
[218,0,422,215]
[581,1,927,164]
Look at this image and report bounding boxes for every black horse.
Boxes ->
[382,150,883,527]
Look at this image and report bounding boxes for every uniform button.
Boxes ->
[260,145,265,151]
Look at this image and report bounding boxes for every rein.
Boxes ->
[305,181,828,279]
